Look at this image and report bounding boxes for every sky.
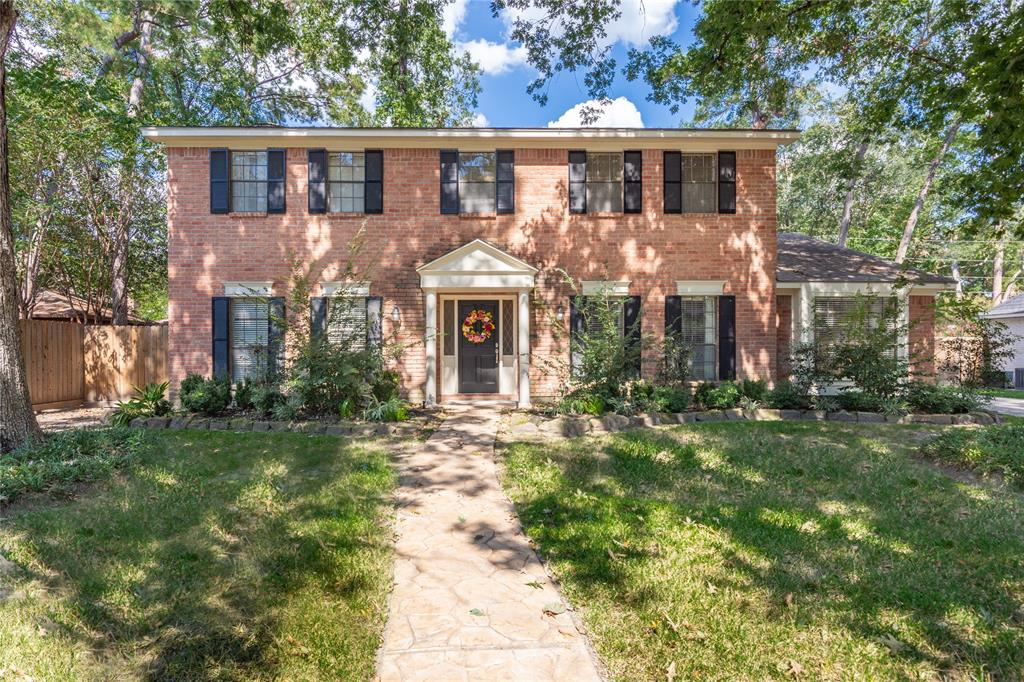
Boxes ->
[442,0,701,128]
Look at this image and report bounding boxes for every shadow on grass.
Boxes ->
[2,430,394,681]
[501,422,1024,677]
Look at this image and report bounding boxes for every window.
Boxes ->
[231,298,269,383]
[458,152,496,213]
[681,153,716,213]
[680,296,717,380]
[326,296,368,350]
[586,152,623,212]
[813,296,897,354]
[328,152,365,213]
[231,151,268,212]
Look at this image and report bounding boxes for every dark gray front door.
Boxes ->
[457,300,499,393]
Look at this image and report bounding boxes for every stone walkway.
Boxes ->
[377,407,604,682]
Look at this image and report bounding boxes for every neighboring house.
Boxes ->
[142,126,954,407]
[24,289,151,325]
[981,294,1024,388]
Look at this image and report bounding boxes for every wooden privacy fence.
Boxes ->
[20,319,168,410]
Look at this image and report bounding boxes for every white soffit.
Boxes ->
[676,280,725,296]
[224,281,273,297]
[321,281,370,296]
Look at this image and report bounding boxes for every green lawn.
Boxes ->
[981,388,1024,400]
[500,422,1024,680]
[0,430,395,681]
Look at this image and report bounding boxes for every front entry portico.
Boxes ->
[416,239,538,407]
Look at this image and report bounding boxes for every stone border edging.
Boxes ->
[507,407,1002,440]
[128,414,427,438]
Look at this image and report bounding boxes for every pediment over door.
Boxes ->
[417,239,538,290]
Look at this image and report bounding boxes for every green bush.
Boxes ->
[372,370,401,402]
[111,381,171,426]
[652,385,690,413]
[558,392,607,416]
[1,428,148,504]
[739,379,769,402]
[836,390,886,413]
[234,379,255,410]
[766,381,813,410]
[565,292,643,402]
[363,396,409,422]
[695,381,741,409]
[921,424,1024,487]
[179,374,232,415]
[905,381,980,414]
[250,384,286,417]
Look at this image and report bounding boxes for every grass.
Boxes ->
[921,423,1024,487]
[500,422,1024,680]
[0,430,395,681]
[980,388,1024,400]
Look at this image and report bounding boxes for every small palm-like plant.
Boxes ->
[111,382,170,426]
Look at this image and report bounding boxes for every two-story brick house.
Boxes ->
[142,126,953,407]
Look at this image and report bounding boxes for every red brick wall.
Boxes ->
[166,146,779,402]
[909,295,937,380]
[776,294,792,379]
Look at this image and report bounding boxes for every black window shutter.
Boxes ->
[267,149,286,213]
[568,150,587,214]
[365,150,383,214]
[212,297,230,378]
[718,295,736,380]
[718,151,737,214]
[440,150,459,214]
[624,150,642,213]
[665,295,682,335]
[624,295,642,376]
[308,149,327,214]
[663,151,681,214]
[310,296,327,338]
[268,297,285,378]
[210,149,230,214]
[568,296,585,373]
[366,296,383,348]
[496,150,515,214]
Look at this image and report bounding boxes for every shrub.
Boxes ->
[921,424,1024,487]
[835,390,886,413]
[363,396,409,422]
[179,374,232,415]
[111,382,170,426]
[695,381,741,409]
[905,381,980,414]
[234,379,255,410]
[563,291,643,402]
[767,381,812,410]
[372,370,401,402]
[739,379,769,402]
[653,385,690,413]
[558,392,606,416]
[251,384,286,417]
[1,428,148,505]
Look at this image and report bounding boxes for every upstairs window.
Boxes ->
[458,152,496,214]
[586,152,623,213]
[329,152,365,213]
[231,151,268,212]
[681,153,716,214]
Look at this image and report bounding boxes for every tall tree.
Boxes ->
[0,0,41,452]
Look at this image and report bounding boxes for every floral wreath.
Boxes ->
[461,309,495,344]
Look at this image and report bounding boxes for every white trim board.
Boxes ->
[223,281,273,297]
[677,280,725,296]
[581,281,631,296]
[321,281,370,297]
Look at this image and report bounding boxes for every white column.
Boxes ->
[797,284,813,345]
[517,290,531,408]
[424,290,437,406]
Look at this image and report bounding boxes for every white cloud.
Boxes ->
[359,79,378,113]
[501,0,678,49]
[547,97,645,128]
[458,38,528,76]
[442,0,469,39]
[471,112,490,127]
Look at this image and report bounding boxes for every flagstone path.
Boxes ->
[377,406,604,682]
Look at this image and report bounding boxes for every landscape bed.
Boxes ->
[499,421,1024,680]
[0,430,395,681]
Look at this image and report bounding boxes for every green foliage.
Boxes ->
[557,393,607,416]
[835,390,888,414]
[362,397,408,423]
[249,384,285,418]
[338,398,356,420]
[905,381,980,415]
[111,381,170,426]
[652,385,690,413]
[937,295,1019,388]
[1,428,148,505]
[179,374,232,416]
[922,424,1024,487]
[657,332,691,387]
[694,381,741,410]
[565,291,643,402]
[766,380,813,410]
[739,379,769,402]
[233,379,255,411]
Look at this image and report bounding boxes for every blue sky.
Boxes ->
[444,0,700,128]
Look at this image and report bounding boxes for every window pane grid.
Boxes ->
[459,152,496,213]
[327,297,367,349]
[681,153,716,214]
[681,296,716,380]
[586,153,623,212]
[501,300,514,355]
[443,300,455,356]
[231,151,268,212]
[328,152,365,213]
[814,297,896,355]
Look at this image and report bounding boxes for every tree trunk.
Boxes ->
[126,8,153,118]
[895,116,962,264]
[992,224,1006,303]
[836,140,869,247]
[950,259,964,300]
[18,215,45,317]
[0,0,42,452]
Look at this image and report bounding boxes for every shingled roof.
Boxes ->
[777,232,955,285]
[982,293,1024,319]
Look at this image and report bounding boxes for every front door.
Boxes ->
[457,300,499,393]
